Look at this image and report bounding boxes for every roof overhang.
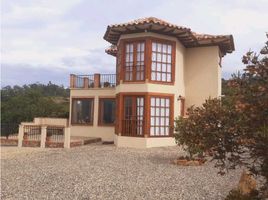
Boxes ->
[104,17,235,57]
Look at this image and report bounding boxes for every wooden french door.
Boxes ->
[122,96,145,136]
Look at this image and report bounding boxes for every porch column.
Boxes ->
[64,127,71,148]
[70,74,76,88]
[84,77,89,89]
[94,73,100,88]
[18,124,24,147]
[40,126,47,148]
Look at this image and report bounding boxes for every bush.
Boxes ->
[225,189,260,200]
[174,98,243,169]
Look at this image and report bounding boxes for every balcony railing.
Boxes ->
[70,74,116,89]
[122,119,145,137]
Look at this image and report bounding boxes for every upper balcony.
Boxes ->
[70,74,116,89]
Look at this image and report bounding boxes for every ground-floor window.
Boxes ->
[71,98,94,125]
[150,97,170,136]
[123,96,144,136]
[98,98,116,125]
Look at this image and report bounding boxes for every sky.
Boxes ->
[1,0,268,87]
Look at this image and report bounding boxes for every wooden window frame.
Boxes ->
[71,98,94,126]
[122,95,145,137]
[149,38,176,85]
[120,37,176,85]
[148,95,174,137]
[122,39,146,83]
[116,92,174,137]
[98,98,116,126]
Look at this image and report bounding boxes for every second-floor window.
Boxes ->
[125,42,145,81]
[151,41,172,82]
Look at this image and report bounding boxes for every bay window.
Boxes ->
[122,37,174,84]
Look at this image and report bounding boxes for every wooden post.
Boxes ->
[18,125,24,147]
[70,74,76,88]
[64,127,70,148]
[84,77,89,89]
[94,73,100,88]
[40,126,47,148]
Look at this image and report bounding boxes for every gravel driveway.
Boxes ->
[1,145,241,200]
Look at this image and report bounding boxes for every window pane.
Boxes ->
[162,73,166,82]
[156,98,160,106]
[167,73,171,82]
[167,64,171,72]
[157,72,161,81]
[163,54,167,62]
[150,97,171,136]
[157,53,161,62]
[151,117,155,126]
[167,55,171,63]
[162,64,166,72]
[167,45,172,53]
[151,98,155,106]
[157,43,162,52]
[161,99,165,106]
[100,99,115,124]
[72,99,93,124]
[152,62,156,71]
[152,52,156,61]
[152,42,157,51]
[151,72,156,80]
[163,44,167,53]
[151,108,155,116]
[157,63,161,71]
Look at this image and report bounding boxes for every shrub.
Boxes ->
[225,189,260,200]
[174,98,244,169]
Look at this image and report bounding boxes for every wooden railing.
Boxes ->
[70,74,116,89]
[122,119,144,137]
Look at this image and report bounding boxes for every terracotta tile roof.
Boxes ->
[105,45,117,56]
[109,17,190,31]
[104,17,234,56]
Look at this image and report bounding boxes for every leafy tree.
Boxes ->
[1,82,70,126]
[175,34,268,198]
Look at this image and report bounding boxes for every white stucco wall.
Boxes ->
[69,88,115,141]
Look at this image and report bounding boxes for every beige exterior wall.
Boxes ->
[68,32,222,147]
[33,118,68,126]
[69,88,115,141]
[185,46,221,108]
[114,135,176,148]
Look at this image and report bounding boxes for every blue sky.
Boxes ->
[1,0,268,87]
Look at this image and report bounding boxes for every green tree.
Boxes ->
[175,34,268,198]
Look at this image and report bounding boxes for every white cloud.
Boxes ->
[1,0,268,86]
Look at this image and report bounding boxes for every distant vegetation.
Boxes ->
[1,82,70,125]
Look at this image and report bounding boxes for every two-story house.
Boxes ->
[68,17,234,148]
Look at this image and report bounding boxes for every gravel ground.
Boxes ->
[1,145,242,200]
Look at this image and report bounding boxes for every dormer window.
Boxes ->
[121,37,175,84]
